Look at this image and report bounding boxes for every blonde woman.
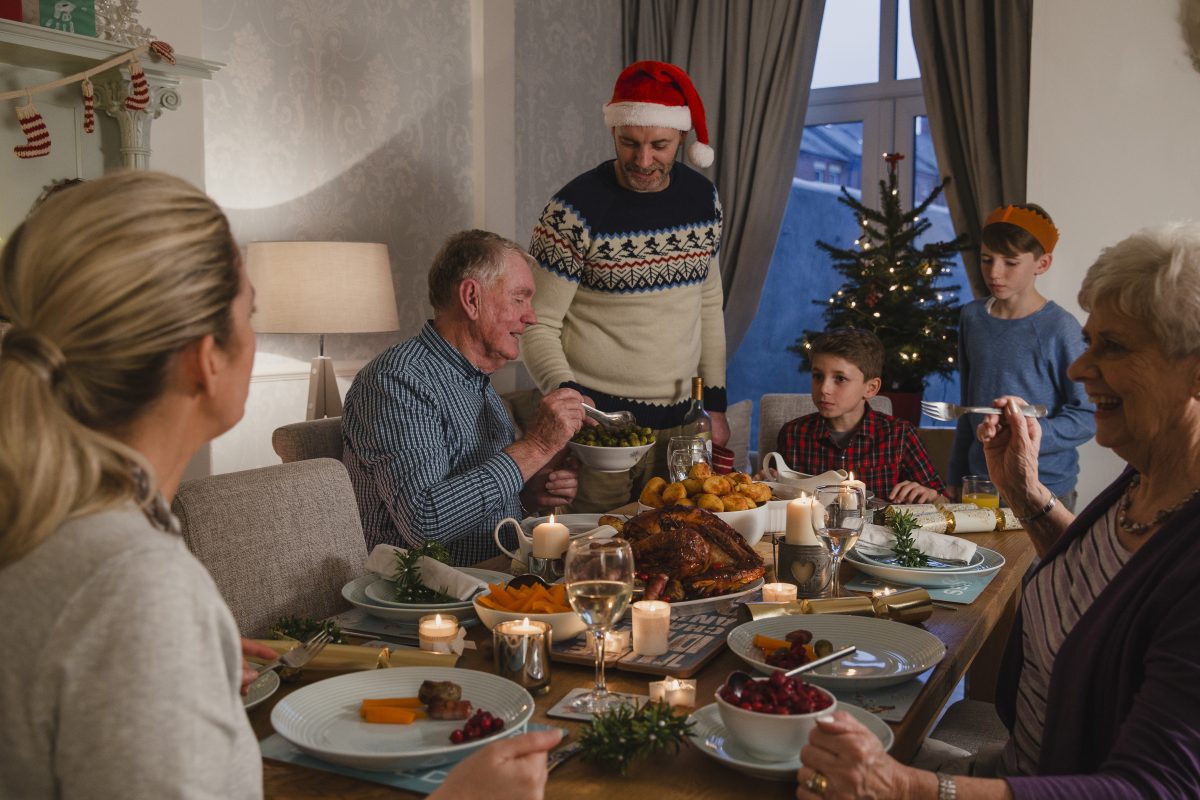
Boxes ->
[0,172,560,800]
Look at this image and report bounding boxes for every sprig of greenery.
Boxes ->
[890,511,929,567]
[392,541,457,603]
[267,616,343,643]
[579,700,695,776]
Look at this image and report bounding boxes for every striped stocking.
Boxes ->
[81,78,95,134]
[13,101,50,159]
[125,56,149,111]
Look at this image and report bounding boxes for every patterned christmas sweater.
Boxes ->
[522,160,726,429]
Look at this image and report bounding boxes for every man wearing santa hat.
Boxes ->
[522,61,727,512]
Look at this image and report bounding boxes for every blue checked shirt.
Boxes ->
[342,322,526,565]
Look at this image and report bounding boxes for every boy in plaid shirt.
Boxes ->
[776,329,947,503]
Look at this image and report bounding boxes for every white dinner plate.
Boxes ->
[845,546,1005,588]
[726,615,945,690]
[342,567,512,622]
[271,667,534,771]
[854,547,986,572]
[361,564,511,608]
[688,702,893,781]
[243,668,280,711]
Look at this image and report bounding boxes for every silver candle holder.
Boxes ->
[493,619,553,695]
[772,535,834,599]
[528,555,565,583]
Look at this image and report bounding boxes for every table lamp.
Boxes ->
[246,241,400,419]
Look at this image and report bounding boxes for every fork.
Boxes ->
[920,401,1048,422]
[255,629,332,676]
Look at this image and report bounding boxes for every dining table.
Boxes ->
[254,516,1035,799]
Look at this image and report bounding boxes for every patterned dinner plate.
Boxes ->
[845,546,1005,588]
[342,566,511,622]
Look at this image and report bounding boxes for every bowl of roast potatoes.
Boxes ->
[638,463,771,546]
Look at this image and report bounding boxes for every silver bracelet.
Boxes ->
[936,772,957,800]
[1017,493,1057,524]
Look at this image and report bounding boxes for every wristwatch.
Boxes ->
[936,772,957,800]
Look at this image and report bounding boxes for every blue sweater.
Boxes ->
[948,299,1094,497]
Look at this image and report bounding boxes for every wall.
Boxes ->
[1027,0,1200,505]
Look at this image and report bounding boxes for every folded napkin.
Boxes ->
[364,544,488,601]
[764,464,849,497]
[859,522,978,563]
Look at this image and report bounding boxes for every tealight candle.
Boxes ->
[586,628,631,656]
[493,617,552,695]
[648,678,697,708]
[762,582,798,603]
[631,600,671,656]
[418,613,459,652]
[531,514,570,559]
[785,492,818,545]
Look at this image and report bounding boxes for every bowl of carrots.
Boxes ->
[473,582,587,640]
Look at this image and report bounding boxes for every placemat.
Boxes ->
[827,669,932,723]
[550,609,741,678]
[545,687,649,721]
[260,723,567,794]
[843,569,999,604]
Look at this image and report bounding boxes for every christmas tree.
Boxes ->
[790,152,970,392]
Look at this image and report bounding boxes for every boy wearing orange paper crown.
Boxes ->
[948,204,1094,511]
[776,328,947,503]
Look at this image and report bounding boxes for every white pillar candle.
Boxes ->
[762,582,798,603]
[785,492,818,545]
[841,472,867,510]
[631,600,671,656]
[531,514,570,559]
[649,678,697,708]
[418,613,459,651]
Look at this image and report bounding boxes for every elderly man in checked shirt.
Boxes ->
[343,230,590,566]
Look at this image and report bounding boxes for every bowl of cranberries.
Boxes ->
[714,669,837,762]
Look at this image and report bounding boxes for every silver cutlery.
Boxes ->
[255,629,331,675]
[724,645,858,698]
[920,401,1047,422]
[581,403,637,430]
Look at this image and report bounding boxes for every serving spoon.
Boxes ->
[724,644,857,700]
[581,403,637,430]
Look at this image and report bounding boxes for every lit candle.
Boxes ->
[785,492,818,545]
[841,471,867,510]
[531,514,570,559]
[418,613,459,652]
[587,628,632,655]
[631,600,671,656]
[762,582,798,603]
[648,678,697,708]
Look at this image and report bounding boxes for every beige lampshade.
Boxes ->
[245,241,400,334]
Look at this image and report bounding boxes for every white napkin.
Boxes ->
[364,544,488,601]
[858,522,978,564]
[767,468,849,497]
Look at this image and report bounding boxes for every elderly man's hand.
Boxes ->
[523,388,588,455]
[521,451,580,511]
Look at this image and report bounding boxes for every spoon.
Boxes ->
[506,573,551,590]
[724,644,857,700]
[581,403,637,430]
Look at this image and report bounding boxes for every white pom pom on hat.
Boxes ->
[602,60,714,168]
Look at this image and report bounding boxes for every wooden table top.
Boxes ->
[256,526,1034,798]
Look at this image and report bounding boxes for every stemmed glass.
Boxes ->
[667,435,710,482]
[813,484,867,597]
[564,536,634,713]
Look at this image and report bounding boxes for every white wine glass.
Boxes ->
[564,536,634,713]
[813,484,867,597]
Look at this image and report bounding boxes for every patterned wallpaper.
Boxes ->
[514,0,622,244]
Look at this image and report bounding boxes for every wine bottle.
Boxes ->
[681,376,712,454]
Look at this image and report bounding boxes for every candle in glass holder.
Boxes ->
[531,514,570,559]
[785,493,818,545]
[762,582,798,603]
[648,678,697,708]
[586,628,631,656]
[418,613,459,652]
[631,600,671,656]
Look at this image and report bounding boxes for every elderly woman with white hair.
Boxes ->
[794,223,1200,799]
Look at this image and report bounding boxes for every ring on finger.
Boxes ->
[805,770,829,796]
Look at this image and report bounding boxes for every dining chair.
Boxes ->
[172,458,368,636]
[756,393,894,468]
[272,416,343,463]
[723,398,753,473]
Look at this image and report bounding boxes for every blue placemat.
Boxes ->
[828,670,932,723]
[261,723,567,794]
[843,569,998,604]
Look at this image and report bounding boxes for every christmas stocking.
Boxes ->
[13,101,50,159]
[81,78,95,134]
[125,56,150,111]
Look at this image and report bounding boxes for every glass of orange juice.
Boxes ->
[962,476,1000,509]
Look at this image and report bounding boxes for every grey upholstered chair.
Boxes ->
[272,416,343,463]
[173,458,368,636]
[757,393,893,463]
[723,398,753,473]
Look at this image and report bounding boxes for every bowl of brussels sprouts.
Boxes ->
[568,424,657,473]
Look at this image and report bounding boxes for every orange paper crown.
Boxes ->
[983,206,1059,253]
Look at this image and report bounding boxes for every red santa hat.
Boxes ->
[602,60,714,169]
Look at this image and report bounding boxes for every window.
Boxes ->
[728,0,968,452]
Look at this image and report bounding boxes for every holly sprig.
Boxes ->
[578,700,695,775]
[890,511,929,567]
[392,541,456,603]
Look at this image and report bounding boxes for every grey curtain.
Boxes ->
[910,0,1034,298]
[622,0,825,353]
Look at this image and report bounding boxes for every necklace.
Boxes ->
[1116,474,1200,535]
